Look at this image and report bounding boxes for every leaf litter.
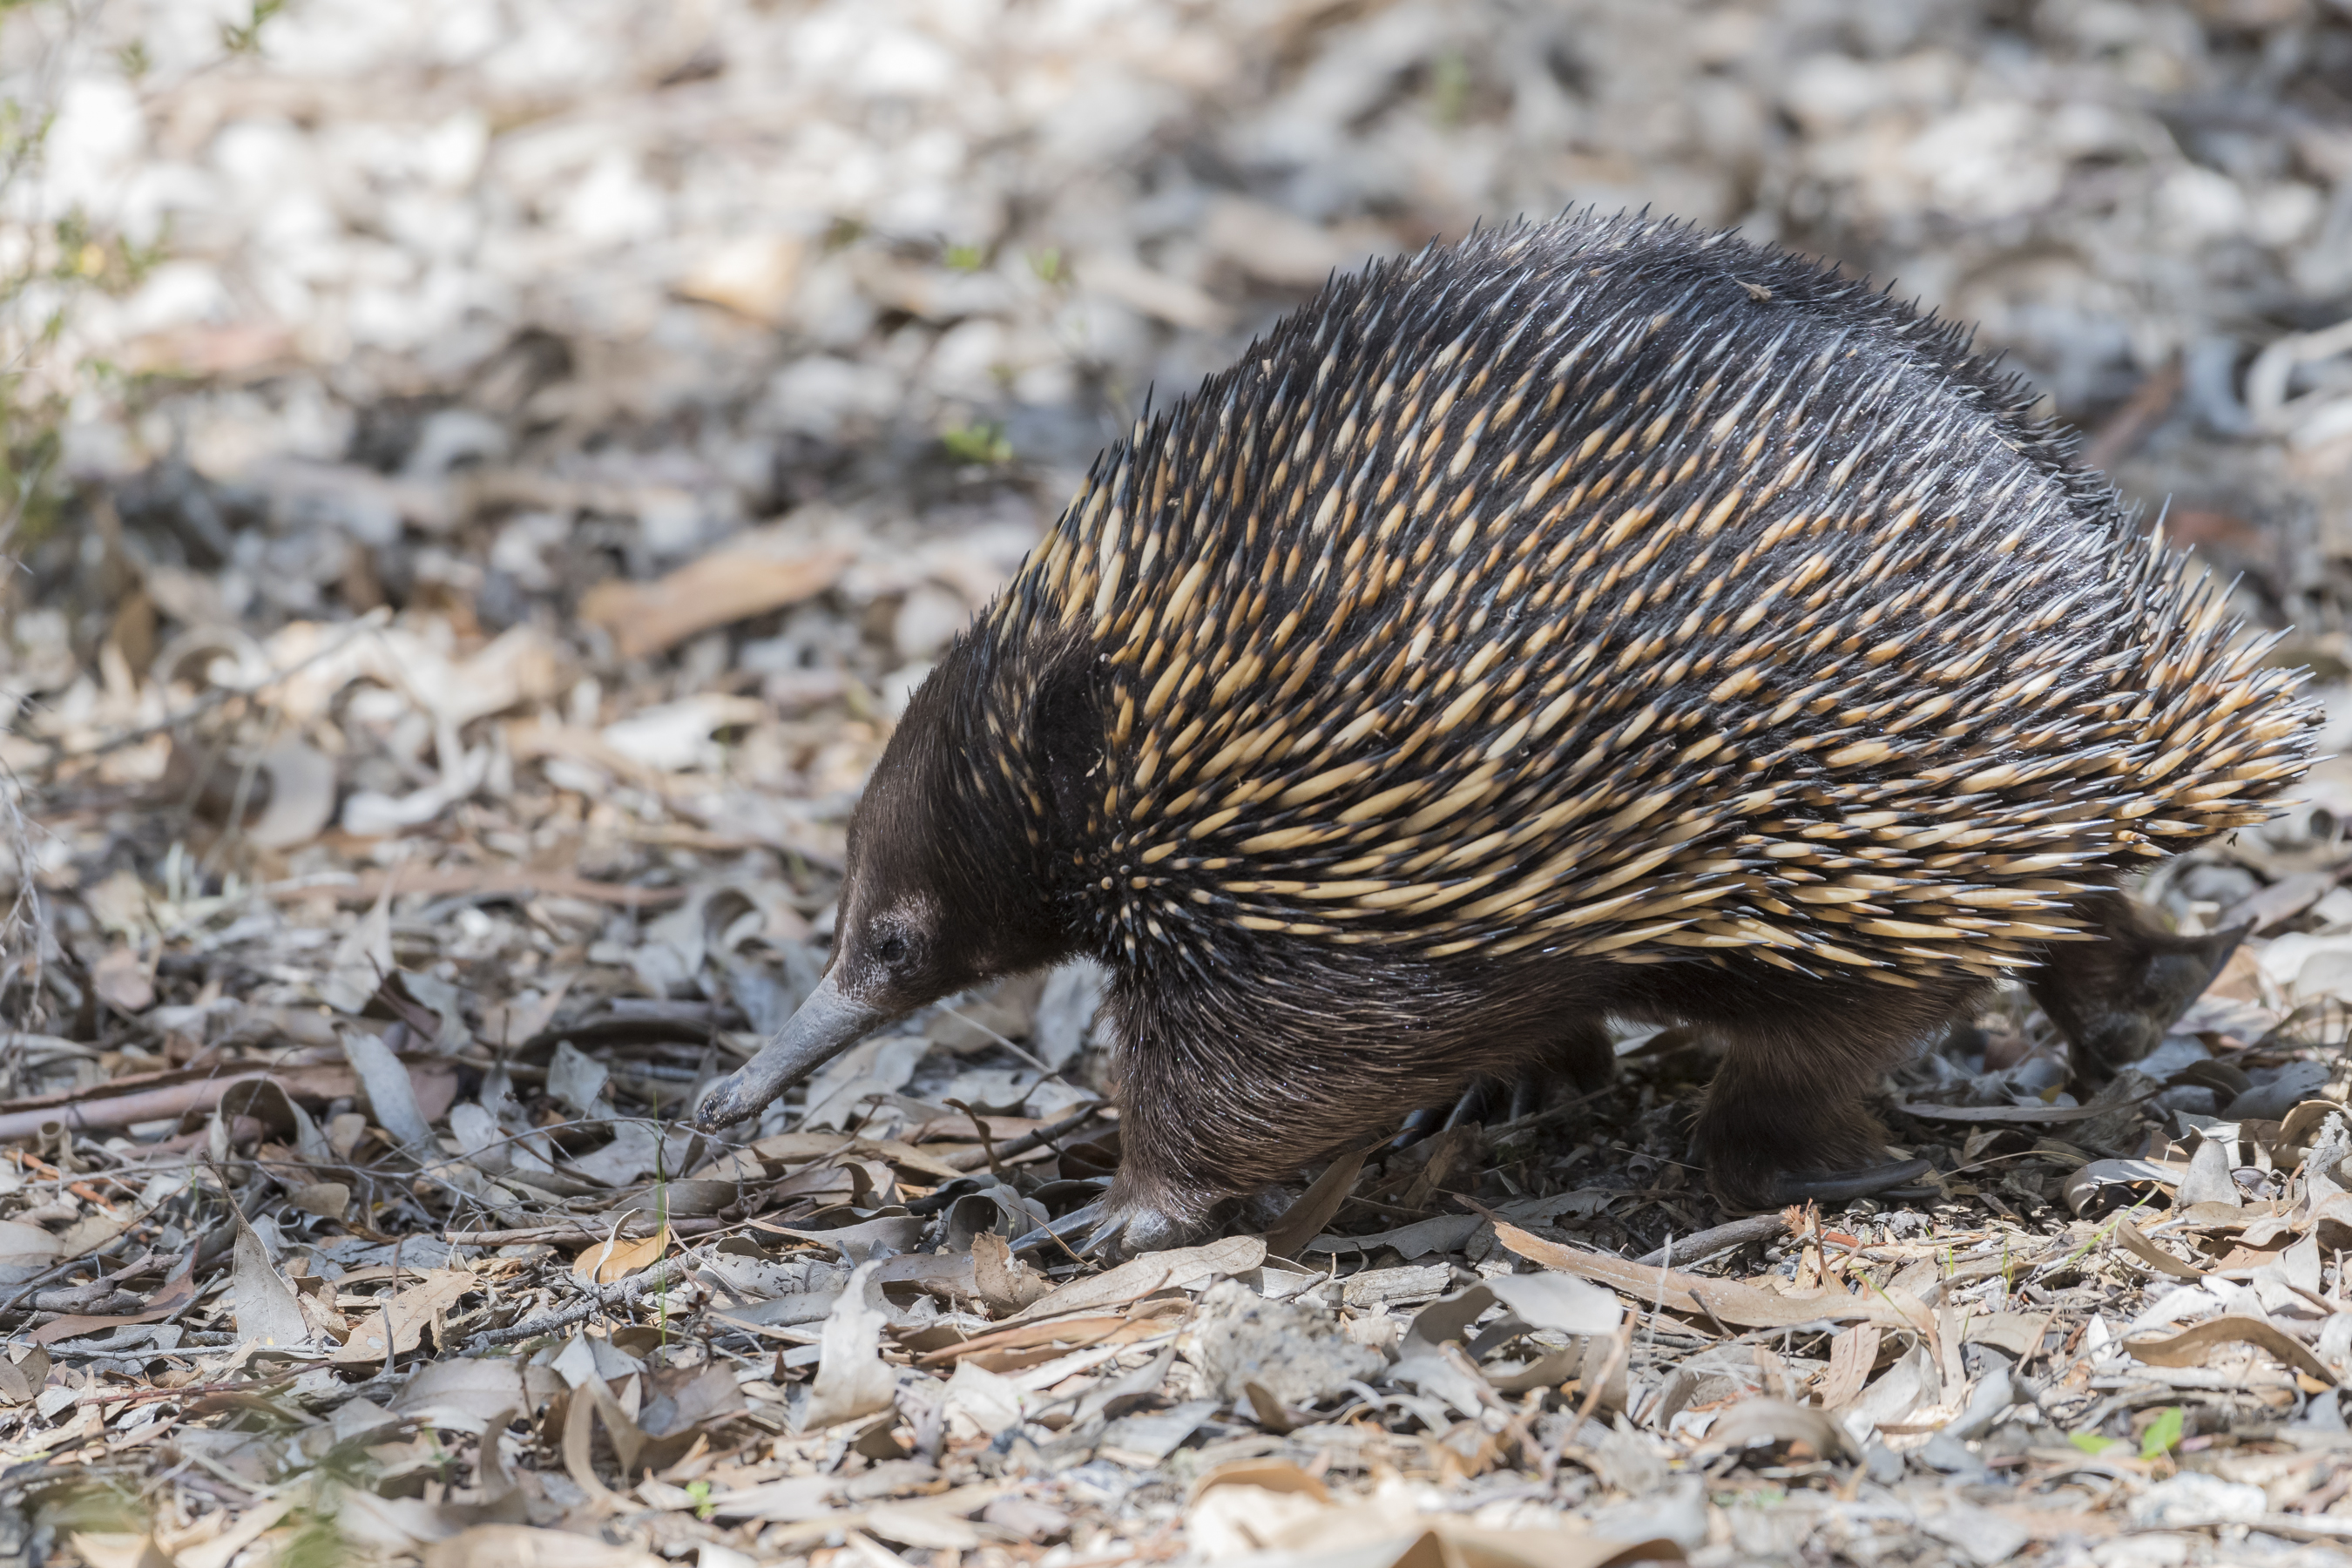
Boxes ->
[7,2,2352,1566]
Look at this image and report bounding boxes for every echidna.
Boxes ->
[698,212,2317,1247]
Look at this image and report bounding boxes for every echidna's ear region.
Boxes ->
[821,210,2322,1229]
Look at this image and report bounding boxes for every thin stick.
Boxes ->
[1634,1211,1791,1269]
[941,1103,1106,1173]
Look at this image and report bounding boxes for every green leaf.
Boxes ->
[942,422,1013,466]
[2070,1431,2124,1456]
[2139,1406,2185,1461]
[944,243,986,273]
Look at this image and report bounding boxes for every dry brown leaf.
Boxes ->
[1003,1233,1267,1325]
[395,1357,528,1431]
[579,539,855,659]
[91,945,154,1015]
[65,1534,168,1568]
[171,1498,293,1568]
[32,1260,196,1346]
[228,1198,309,1348]
[1186,1460,1683,1566]
[1894,1099,2116,1125]
[913,1315,1129,1368]
[803,1259,900,1430]
[2116,1217,2207,1280]
[676,234,805,323]
[1705,1396,1856,1460]
[574,1223,672,1285]
[267,864,685,909]
[247,737,338,848]
[1820,1323,1880,1409]
[1264,1145,1374,1258]
[561,1383,629,1515]
[2123,1314,2336,1384]
[1495,1221,1932,1331]
[329,1268,477,1365]
[0,1219,63,1285]
[422,1524,662,1568]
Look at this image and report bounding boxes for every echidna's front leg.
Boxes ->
[1058,991,1441,1257]
[1691,979,1971,1211]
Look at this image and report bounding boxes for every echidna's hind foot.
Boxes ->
[2031,889,2247,1085]
[1010,1180,1220,1260]
[1008,1196,1128,1258]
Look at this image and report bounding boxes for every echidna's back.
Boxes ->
[1000,213,2316,982]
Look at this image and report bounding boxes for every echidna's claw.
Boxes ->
[1765,1158,1934,1207]
[1387,1105,1447,1152]
[1442,1076,1507,1131]
[1010,1199,1128,1257]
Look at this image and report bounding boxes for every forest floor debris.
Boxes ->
[8,3,2352,1565]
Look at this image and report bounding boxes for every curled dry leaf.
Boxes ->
[247,737,338,848]
[1819,1323,1882,1410]
[329,1268,476,1366]
[1496,1221,1932,1331]
[1186,1459,1684,1567]
[2114,1217,2207,1280]
[803,1258,901,1431]
[0,1218,62,1285]
[580,538,855,659]
[322,882,395,1013]
[91,945,155,1015]
[1003,1233,1267,1324]
[573,1223,672,1285]
[2123,1314,2336,1385]
[2062,1159,2187,1216]
[422,1524,664,1568]
[1705,1396,1857,1461]
[1262,1144,1374,1258]
[227,1203,308,1348]
[395,1357,527,1433]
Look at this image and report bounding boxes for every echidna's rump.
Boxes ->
[981,213,2313,983]
[701,211,2319,1238]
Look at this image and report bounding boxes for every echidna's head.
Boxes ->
[697,628,1092,1128]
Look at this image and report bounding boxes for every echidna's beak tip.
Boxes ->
[694,975,889,1132]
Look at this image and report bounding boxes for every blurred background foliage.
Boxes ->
[1,0,2351,983]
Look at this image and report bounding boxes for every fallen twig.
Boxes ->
[1634,1211,1791,1269]
[941,1102,1107,1173]
[462,1249,700,1352]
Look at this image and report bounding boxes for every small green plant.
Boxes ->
[220,0,288,55]
[687,1478,714,1520]
[275,1497,346,1568]
[2069,1430,2125,1456]
[944,242,986,273]
[942,422,1012,466]
[1428,48,1470,125]
[2139,1405,2185,1461]
[1028,247,1064,284]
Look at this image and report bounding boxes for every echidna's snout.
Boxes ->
[695,833,1023,1130]
[694,969,892,1129]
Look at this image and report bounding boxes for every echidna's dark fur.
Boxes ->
[717,212,2318,1237]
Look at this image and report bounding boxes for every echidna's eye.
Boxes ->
[871,931,910,968]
